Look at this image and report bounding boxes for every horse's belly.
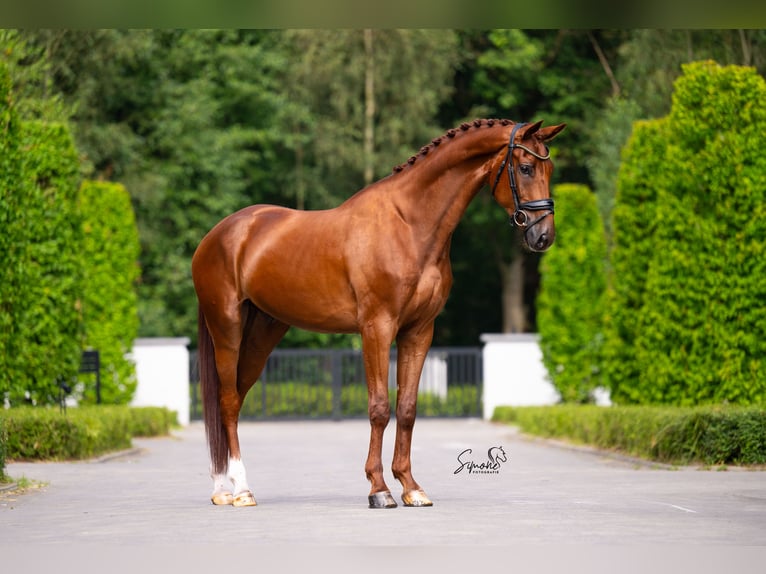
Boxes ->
[243,261,359,334]
[257,295,359,334]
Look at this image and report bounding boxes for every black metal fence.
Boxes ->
[190,347,482,420]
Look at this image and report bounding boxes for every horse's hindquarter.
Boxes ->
[235,206,360,332]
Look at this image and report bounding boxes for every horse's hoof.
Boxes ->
[368,491,398,509]
[211,491,234,505]
[402,489,433,507]
[232,491,257,507]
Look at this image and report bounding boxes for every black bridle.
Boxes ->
[490,122,554,230]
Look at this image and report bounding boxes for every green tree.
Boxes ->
[79,181,141,404]
[586,96,641,245]
[22,30,290,340]
[0,29,71,123]
[604,62,766,406]
[537,184,607,403]
[617,30,766,120]
[588,30,766,250]
[281,29,460,209]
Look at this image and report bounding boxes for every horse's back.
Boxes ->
[194,203,360,332]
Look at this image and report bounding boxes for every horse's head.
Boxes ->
[490,121,566,252]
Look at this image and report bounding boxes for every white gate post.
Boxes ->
[480,333,560,420]
[130,337,191,426]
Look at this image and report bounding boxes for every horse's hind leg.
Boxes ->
[206,338,246,505]
[216,304,290,507]
[237,303,290,400]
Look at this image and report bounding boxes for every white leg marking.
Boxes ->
[228,457,251,496]
[209,464,234,505]
[212,471,230,495]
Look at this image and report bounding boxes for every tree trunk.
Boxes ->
[295,133,305,210]
[499,242,527,333]
[363,29,375,186]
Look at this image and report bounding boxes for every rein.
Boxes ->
[491,122,555,230]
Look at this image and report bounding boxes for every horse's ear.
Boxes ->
[519,120,544,140]
[536,123,567,143]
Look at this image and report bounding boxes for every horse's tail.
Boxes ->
[198,305,229,475]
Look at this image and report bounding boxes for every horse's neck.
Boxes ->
[388,129,507,247]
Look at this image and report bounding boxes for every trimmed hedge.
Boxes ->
[0,406,177,464]
[192,381,480,419]
[603,62,766,406]
[0,421,6,480]
[493,405,766,466]
[1,61,84,407]
[79,181,141,405]
[537,184,607,403]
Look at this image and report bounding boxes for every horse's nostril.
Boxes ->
[535,233,548,251]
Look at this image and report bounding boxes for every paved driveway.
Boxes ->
[2,419,765,569]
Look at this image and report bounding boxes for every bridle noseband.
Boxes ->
[490,122,554,230]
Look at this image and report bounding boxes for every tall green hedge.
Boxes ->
[603,61,766,406]
[0,62,23,397]
[600,119,666,402]
[1,61,84,406]
[79,181,141,404]
[537,184,608,402]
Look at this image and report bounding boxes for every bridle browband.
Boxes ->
[490,122,554,230]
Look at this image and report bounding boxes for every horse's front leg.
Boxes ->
[392,324,435,507]
[361,320,398,509]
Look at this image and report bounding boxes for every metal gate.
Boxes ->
[190,347,482,420]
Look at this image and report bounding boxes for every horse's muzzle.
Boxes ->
[524,225,555,253]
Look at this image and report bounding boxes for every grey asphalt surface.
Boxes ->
[2,418,765,563]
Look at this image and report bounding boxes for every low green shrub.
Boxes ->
[193,381,480,419]
[126,406,178,437]
[0,421,7,481]
[0,406,177,463]
[493,404,766,465]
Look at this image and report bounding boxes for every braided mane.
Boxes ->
[392,118,514,173]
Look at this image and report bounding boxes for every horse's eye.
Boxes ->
[519,164,533,176]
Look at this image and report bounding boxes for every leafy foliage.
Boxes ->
[537,184,607,402]
[6,30,766,361]
[0,62,83,406]
[79,181,141,404]
[600,119,666,402]
[493,404,766,465]
[0,61,23,401]
[0,406,176,462]
[603,62,766,405]
[191,381,480,419]
[585,96,641,243]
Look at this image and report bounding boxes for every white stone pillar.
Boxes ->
[130,337,191,426]
[480,333,559,420]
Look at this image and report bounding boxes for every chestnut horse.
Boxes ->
[192,119,565,508]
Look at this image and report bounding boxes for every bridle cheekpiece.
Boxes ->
[490,122,554,230]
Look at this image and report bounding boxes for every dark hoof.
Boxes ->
[402,489,433,507]
[368,491,398,509]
